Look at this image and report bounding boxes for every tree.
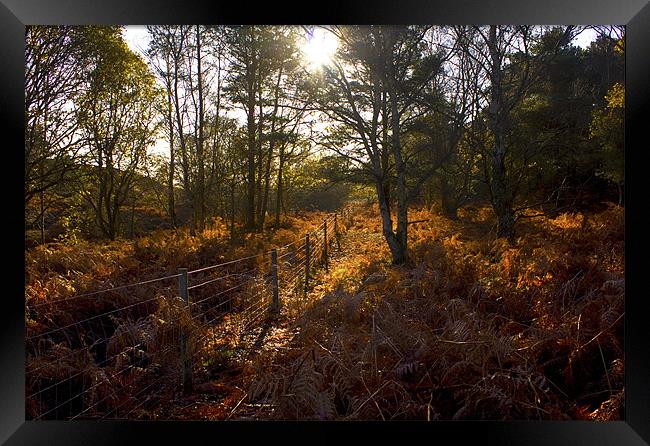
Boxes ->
[223,26,308,232]
[311,26,453,263]
[146,25,182,227]
[590,82,624,205]
[76,27,161,240]
[223,26,273,231]
[259,27,308,229]
[454,25,577,239]
[410,28,484,219]
[25,26,92,242]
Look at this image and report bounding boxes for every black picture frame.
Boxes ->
[2,0,648,444]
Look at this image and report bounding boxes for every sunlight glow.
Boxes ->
[301,28,339,70]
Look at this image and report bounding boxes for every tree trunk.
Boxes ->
[260,155,271,230]
[39,188,45,244]
[275,148,284,227]
[170,28,194,234]
[392,129,408,263]
[130,196,136,237]
[157,36,178,228]
[440,176,458,220]
[375,179,405,263]
[255,87,265,231]
[381,89,391,216]
[490,134,515,239]
[96,147,107,237]
[488,25,515,241]
[387,40,408,264]
[245,55,257,232]
[165,70,177,228]
[260,64,283,231]
[195,25,206,232]
[230,172,236,240]
[40,88,48,245]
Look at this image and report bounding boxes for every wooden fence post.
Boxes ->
[178,267,192,393]
[334,213,341,250]
[271,249,279,314]
[323,218,328,272]
[304,233,310,299]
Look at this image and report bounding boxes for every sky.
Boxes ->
[124,25,150,57]
[122,26,599,157]
[574,27,598,47]
[123,25,599,58]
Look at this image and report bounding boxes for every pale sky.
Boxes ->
[574,27,599,48]
[123,25,600,57]
[124,25,150,58]
[121,26,165,155]
[122,25,600,158]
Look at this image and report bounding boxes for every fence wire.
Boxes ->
[25,206,353,420]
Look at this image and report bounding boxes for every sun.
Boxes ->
[301,27,338,70]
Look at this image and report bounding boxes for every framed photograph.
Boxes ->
[2,0,648,444]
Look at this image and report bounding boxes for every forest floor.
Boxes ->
[161,203,624,421]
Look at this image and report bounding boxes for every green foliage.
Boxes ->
[74,27,162,239]
[55,214,83,245]
[590,83,624,186]
[490,31,624,208]
[285,155,353,211]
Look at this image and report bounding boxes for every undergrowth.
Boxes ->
[241,203,624,420]
[25,204,625,420]
[25,210,336,419]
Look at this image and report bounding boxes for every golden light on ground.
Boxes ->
[301,27,338,70]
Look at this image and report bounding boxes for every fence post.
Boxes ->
[323,218,329,273]
[304,233,310,300]
[271,249,279,314]
[178,267,193,394]
[334,213,341,250]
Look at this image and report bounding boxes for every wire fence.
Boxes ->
[25,207,354,420]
